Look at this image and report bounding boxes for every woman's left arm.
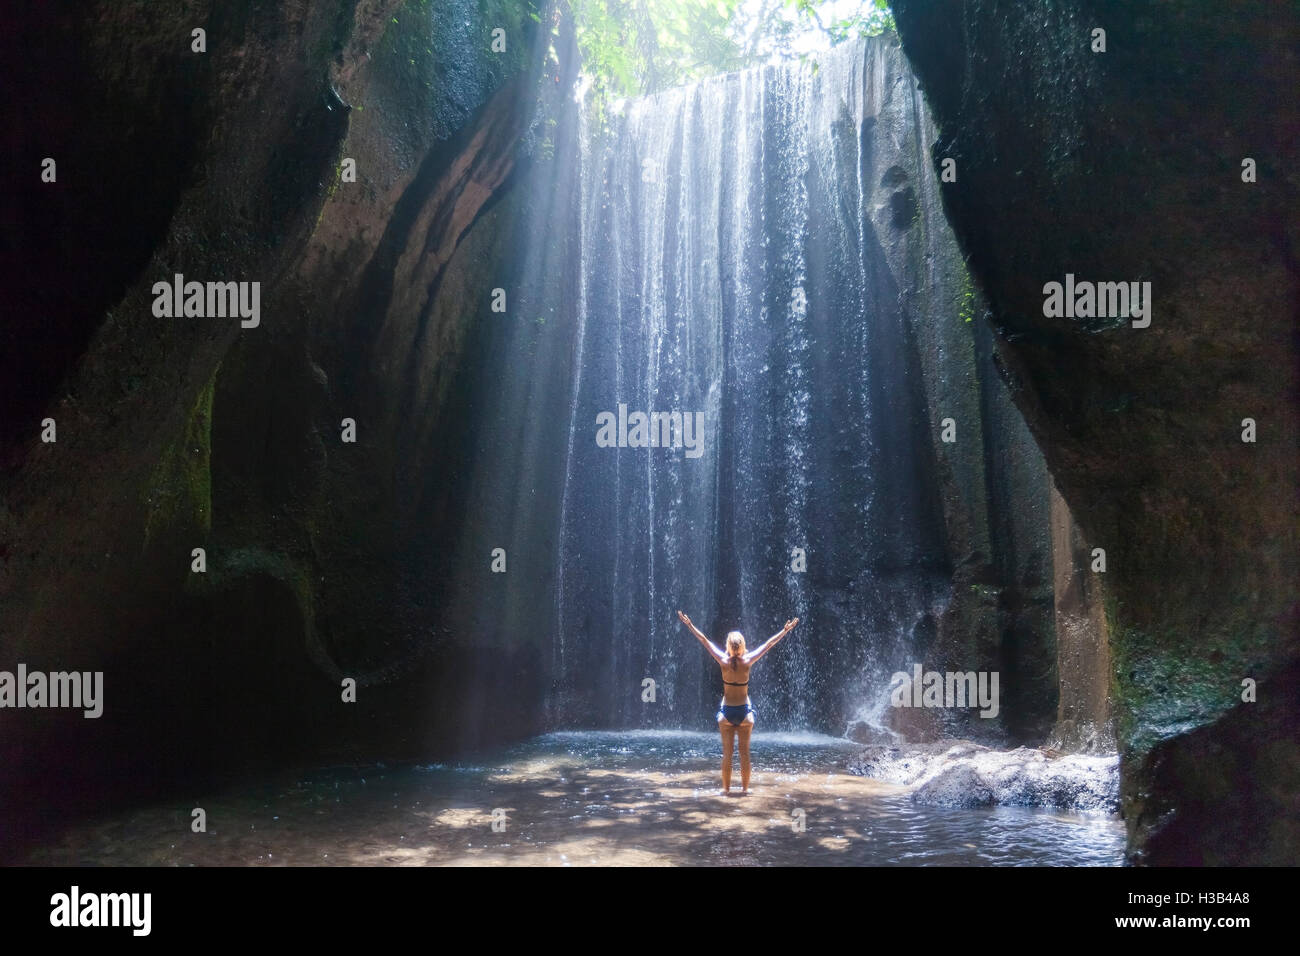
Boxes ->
[678,610,726,663]
[746,618,799,664]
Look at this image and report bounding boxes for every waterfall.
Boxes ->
[535,36,954,733]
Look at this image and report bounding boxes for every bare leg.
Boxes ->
[719,720,736,792]
[738,718,754,793]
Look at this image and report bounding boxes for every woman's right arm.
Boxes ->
[678,610,725,663]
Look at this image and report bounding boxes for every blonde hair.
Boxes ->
[725,631,746,662]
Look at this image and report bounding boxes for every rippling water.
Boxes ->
[29,731,1125,866]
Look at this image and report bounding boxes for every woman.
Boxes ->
[676,610,799,795]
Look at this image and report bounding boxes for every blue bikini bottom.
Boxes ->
[717,700,755,726]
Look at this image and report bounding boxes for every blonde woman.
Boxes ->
[677,610,799,794]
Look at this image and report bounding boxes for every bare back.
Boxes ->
[719,654,752,704]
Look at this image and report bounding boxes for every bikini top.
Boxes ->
[722,679,748,687]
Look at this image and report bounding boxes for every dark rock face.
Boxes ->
[1049,481,1113,753]
[882,75,1058,748]
[890,0,1299,863]
[0,0,551,858]
[1133,660,1300,866]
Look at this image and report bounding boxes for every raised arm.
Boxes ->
[677,610,726,664]
[745,617,799,665]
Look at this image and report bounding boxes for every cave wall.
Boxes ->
[890,0,1299,863]
[1049,480,1113,753]
[867,49,1057,745]
[0,0,557,858]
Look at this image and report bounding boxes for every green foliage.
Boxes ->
[570,0,743,117]
[572,0,893,127]
[790,0,892,47]
[959,262,976,324]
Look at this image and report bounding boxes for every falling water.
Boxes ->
[546,36,954,734]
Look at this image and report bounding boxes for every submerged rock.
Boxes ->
[850,740,1119,813]
[912,764,994,809]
